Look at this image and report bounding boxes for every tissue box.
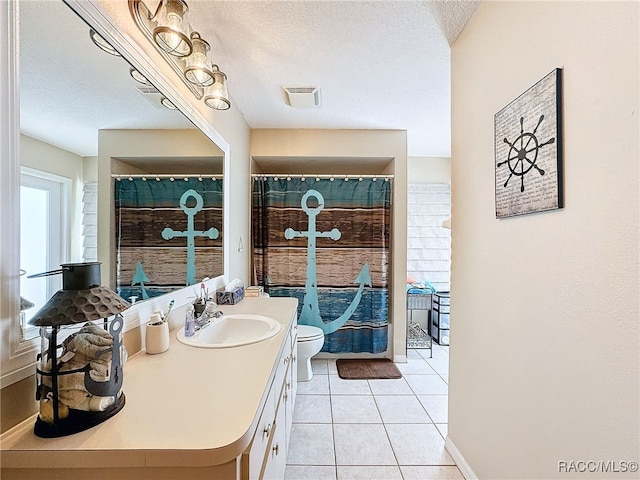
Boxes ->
[216,286,245,305]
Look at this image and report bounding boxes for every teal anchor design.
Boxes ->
[285,190,371,335]
[162,189,219,285]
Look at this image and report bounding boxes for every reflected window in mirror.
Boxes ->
[19,168,70,340]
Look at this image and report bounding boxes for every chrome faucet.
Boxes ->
[195,302,223,329]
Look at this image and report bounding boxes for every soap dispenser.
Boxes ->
[184,304,196,337]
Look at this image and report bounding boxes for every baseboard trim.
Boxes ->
[445,436,478,480]
[393,354,407,363]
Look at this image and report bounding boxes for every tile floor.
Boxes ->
[285,343,463,480]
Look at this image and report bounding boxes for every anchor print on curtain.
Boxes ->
[252,177,390,354]
[114,177,223,300]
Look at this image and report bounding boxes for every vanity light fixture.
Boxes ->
[89,28,121,57]
[160,96,177,109]
[152,0,193,57]
[131,0,232,110]
[203,66,231,110]
[129,67,152,85]
[184,32,215,87]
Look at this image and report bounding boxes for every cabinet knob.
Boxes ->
[273,443,280,455]
[263,423,272,437]
[286,381,291,389]
[284,356,290,365]
[292,355,296,362]
[283,392,288,401]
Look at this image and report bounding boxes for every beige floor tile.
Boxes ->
[297,373,330,395]
[367,377,413,395]
[333,424,396,465]
[404,374,448,395]
[285,465,337,480]
[425,356,449,375]
[331,395,382,423]
[311,359,329,375]
[287,423,335,465]
[435,423,448,439]
[417,394,448,423]
[293,394,332,423]
[385,424,455,466]
[396,358,437,375]
[374,395,432,424]
[400,465,464,479]
[407,348,424,359]
[327,359,338,374]
[337,465,403,479]
[329,374,372,395]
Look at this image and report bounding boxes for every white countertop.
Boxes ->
[0,297,298,469]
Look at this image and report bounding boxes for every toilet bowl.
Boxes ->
[296,325,325,381]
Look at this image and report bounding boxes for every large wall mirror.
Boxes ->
[18,0,226,341]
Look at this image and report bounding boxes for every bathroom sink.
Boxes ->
[176,314,281,348]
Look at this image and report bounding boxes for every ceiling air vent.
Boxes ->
[283,86,321,108]
[135,85,165,109]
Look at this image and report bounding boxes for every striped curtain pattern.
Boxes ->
[114,177,223,300]
[252,177,391,354]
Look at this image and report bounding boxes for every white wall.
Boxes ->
[449,2,639,478]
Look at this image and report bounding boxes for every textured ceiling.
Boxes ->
[20,0,479,158]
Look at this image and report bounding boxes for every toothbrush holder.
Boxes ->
[145,315,169,354]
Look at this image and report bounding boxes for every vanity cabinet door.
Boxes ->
[285,329,297,449]
[261,388,287,480]
[244,385,276,480]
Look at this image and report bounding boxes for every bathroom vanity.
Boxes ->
[0,297,298,480]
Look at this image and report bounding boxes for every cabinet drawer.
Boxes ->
[433,312,450,329]
[433,304,450,314]
[431,325,450,346]
[433,292,450,306]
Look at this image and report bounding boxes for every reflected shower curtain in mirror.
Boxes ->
[114,177,223,301]
[252,177,390,354]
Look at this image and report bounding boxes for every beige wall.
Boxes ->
[20,134,84,262]
[449,2,639,478]
[251,129,408,360]
[407,156,451,184]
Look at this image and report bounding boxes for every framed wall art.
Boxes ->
[494,68,563,219]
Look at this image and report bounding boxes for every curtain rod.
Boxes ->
[112,174,222,180]
[252,174,394,180]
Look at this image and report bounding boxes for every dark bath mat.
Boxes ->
[336,358,402,380]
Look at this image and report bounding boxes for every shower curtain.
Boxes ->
[114,177,223,300]
[252,177,390,354]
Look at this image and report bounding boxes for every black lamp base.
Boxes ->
[33,394,125,438]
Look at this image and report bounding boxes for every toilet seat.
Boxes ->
[297,325,324,342]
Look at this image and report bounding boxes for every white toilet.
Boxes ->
[296,325,325,381]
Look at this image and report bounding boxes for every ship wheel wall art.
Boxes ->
[494,68,564,218]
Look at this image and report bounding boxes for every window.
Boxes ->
[19,168,70,341]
